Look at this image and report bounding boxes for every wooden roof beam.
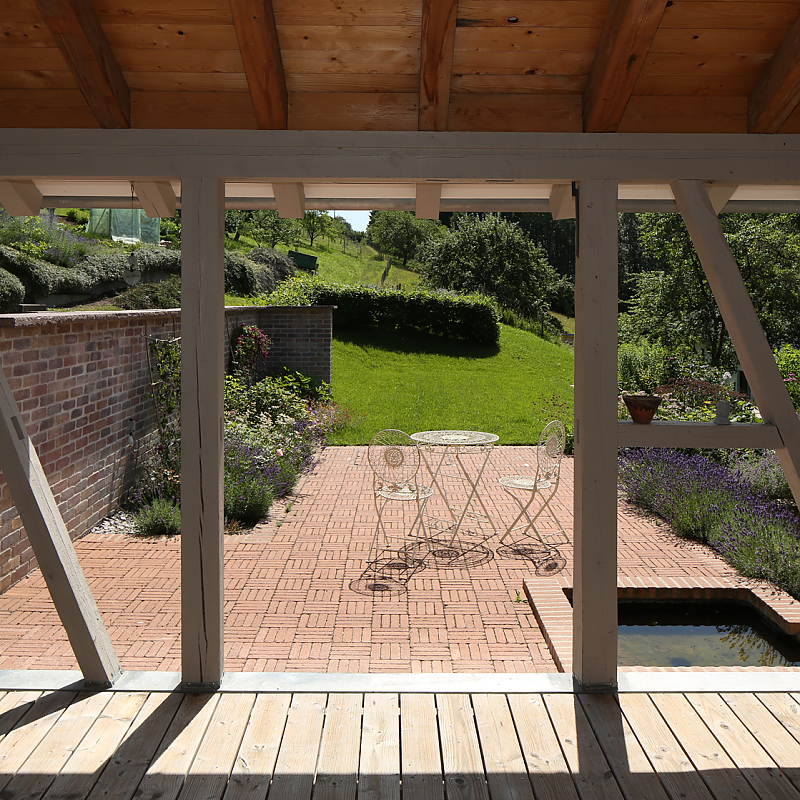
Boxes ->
[748,12,800,134]
[135,181,177,219]
[582,0,668,133]
[549,184,576,220]
[272,183,305,218]
[229,0,288,130]
[0,181,43,217]
[35,0,130,129]
[419,0,458,132]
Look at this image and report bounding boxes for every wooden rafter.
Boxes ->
[34,0,130,129]
[582,0,667,133]
[0,180,43,217]
[748,12,800,134]
[419,0,458,132]
[229,0,288,130]
[134,181,177,218]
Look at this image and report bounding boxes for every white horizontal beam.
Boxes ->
[134,181,177,218]
[618,420,783,450]
[1,131,800,184]
[0,180,43,216]
[415,183,441,219]
[272,182,305,218]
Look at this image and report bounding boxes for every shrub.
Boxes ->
[0,244,95,299]
[732,450,793,502]
[115,275,182,310]
[0,213,98,268]
[224,251,260,295]
[224,375,308,424]
[618,340,682,394]
[263,275,500,346]
[231,324,271,384]
[775,345,800,409]
[134,499,181,537]
[247,247,296,282]
[0,267,24,311]
[224,471,276,525]
[128,246,182,274]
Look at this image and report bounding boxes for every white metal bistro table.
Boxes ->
[410,430,499,565]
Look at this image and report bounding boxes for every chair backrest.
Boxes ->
[537,420,566,481]
[368,429,420,485]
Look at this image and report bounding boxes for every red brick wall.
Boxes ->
[0,305,333,594]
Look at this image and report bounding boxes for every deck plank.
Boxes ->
[471,693,534,800]
[359,693,400,800]
[222,693,292,800]
[617,693,715,800]
[136,693,220,800]
[85,692,185,800]
[1,691,112,800]
[314,693,363,800]
[269,693,327,800]
[0,691,76,787]
[401,694,443,800]
[755,693,800,746]
[544,693,625,800]
[178,693,256,800]
[579,693,670,800]
[42,691,149,800]
[721,693,800,793]
[650,692,760,800]
[687,692,800,800]
[436,694,490,800]
[0,689,42,740]
[507,693,580,800]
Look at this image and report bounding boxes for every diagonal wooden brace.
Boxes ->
[0,367,121,686]
[672,179,800,509]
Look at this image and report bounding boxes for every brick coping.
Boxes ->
[524,576,800,674]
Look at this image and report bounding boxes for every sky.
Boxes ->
[330,210,370,232]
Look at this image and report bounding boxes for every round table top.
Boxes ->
[411,430,499,446]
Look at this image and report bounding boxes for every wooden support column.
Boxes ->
[0,368,121,685]
[573,179,619,691]
[672,179,800,506]
[181,176,225,688]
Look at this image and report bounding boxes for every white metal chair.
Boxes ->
[349,429,433,596]
[497,420,568,575]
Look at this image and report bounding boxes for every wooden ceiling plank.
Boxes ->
[34,0,130,128]
[272,183,305,217]
[135,181,177,218]
[229,0,288,129]
[0,180,43,216]
[748,12,800,133]
[416,183,441,218]
[419,0,459,131]
[582,0,668,133]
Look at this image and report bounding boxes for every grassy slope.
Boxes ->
[330,324,574,445]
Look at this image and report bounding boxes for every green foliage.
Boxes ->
[0,267,24,311]
[618,340,682,394]
[418,213,561,323]
[271,367,333,403]
[301,211,330,246]
[244,211,300,249]
[231,324,271,384]
[223,251,260,295]
[223,471,275,525]
[0,244,96,299]
[61,209,90,225]
[115,275,182,310]
[498,307,563,343]
[224,375,308,425]
[147,336,182,474]
[247,247,296,282]
[366,210,442,267]
[775,344,800,409]
[134,499,181,537]
[159,212,181,248]
[0,213,99,268]
[262,274,500,346]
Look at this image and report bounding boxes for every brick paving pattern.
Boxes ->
[0,445,797,673]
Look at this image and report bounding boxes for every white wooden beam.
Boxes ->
[549,183,575,220]
[272,183,305,218]
[672,179,800,508]
[415,183,441,219]
[573,179,619,691]
[0,180,43,217]
[618,420,782,449]
[180,176,225,689]
[134,181,177,218]
[705,183,738,214]
[0,368,121,686]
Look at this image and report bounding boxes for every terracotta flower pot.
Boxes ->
[622,395,662,424]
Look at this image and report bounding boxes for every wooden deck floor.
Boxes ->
[2,689,800,800]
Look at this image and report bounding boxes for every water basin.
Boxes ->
[618,600,800,667]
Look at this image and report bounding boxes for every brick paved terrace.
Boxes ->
[0,445,798,674]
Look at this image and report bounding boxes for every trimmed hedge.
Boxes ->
[0,267,24,312]
[0,244,96,299]
[264,275,500,346]
[248,248,296,282]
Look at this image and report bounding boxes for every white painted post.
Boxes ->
[0,368,121,685]
[180,176,225,688]
[573,179,619,690]
[672,179,800,506]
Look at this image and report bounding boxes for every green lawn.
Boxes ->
[330,324,574,445]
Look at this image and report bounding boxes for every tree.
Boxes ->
[244,210,299,248]
[301,211,330,246]
[366,210,441,266]
[621,213,800,365]
[224,210,250,241]
[418,213,560,319]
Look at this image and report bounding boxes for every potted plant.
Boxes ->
[621,390,662,424]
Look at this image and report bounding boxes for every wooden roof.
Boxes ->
[2,0,800,134]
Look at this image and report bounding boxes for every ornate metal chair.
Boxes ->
[497,420,568,576]
[349,429,433,596]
